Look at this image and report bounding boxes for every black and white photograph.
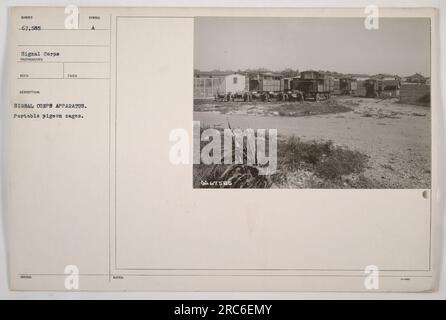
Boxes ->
[193,17,431,189]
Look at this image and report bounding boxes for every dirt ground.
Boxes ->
[194,97,431,189]
[194,98,351,117]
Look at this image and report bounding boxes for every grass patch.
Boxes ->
[193,126,371,189]
[193,164,272,188]
[193,125,273,189]
[417,93,430,104]
[272,99,352,117]
[194,98,353,117]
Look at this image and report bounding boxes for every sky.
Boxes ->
[194,17,431,77]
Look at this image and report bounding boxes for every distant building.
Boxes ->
[373,74,400,81]
[348,74,370,82]
[405,73,427,84]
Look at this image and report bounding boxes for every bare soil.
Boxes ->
[194,98,352,117]
[194,97,431,189]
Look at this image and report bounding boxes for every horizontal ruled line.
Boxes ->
[17,61,110,63]
[18,28,110,31]
[17,273,434,278]
[17,77,110,80]
[17,44,110,47]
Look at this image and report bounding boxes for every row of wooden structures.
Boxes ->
[194,70,402,101]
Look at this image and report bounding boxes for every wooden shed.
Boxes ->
[247,72,282,92]
[364,77,400,98]
[291,71,334,100]
[339,77,358,95]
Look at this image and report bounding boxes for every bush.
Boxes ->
[193,164,272,188]
[280,137,333,169]
[278,136,368,180]
[315,148,367,180]
[417,93,430,103]
[194,125,273,189]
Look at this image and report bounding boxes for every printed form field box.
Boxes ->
[16,62,62,79]
[17,45,110,63]
[16,29,110,47]
[63,62,110,79]
[13,8,111,31]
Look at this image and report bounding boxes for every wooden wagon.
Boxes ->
[291,71,334,101]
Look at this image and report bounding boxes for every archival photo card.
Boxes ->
[5,6,438,292]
